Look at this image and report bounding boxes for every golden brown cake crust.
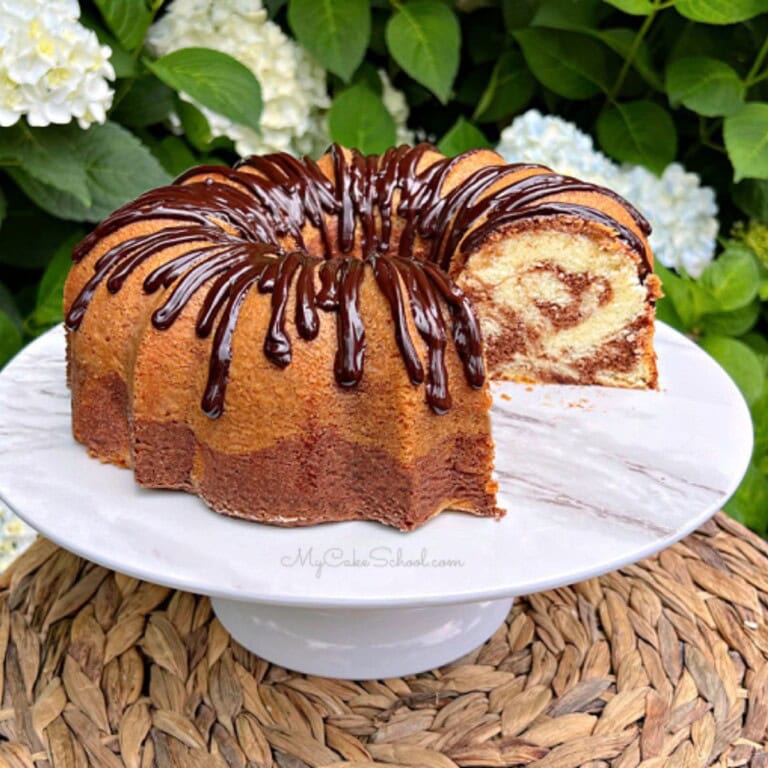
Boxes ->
[63,143,658,530]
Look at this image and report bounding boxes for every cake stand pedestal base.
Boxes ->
[211,596,515,679]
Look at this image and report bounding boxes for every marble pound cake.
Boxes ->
[63,144,659,530]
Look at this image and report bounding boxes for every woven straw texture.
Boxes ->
[0,512,767,767]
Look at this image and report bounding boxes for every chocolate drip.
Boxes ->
[68,143,651,416]
[195,258,257,338]
[144,243,227,294]
[72,183,264,263]
[316,259,341,309]
[153,247,246,331]
[265,252,302,368]
[419,262,485,389]
[295,257,320,340]
[397,259,451,413]
[201,266,261,418]
[107,231,221,294]
[372,256,425,386]
[334,259,366,388]
[198,261,257,339]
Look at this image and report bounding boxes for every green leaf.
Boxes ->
[0,284,21,333]
[26,233,83,336]
[0,193,79,269]
[602,0,656,14]
[725,461,768,534]
[666,57,745,117]
[0,124,92,206]
[0,185,5,229]
[700,302,760,336]
[328,85,396,154]
[146,48,263,132]
[288,0,370,82]
[655,261,723,326]
[700,335,765,405]
[675,0,768,24]
[0,309,22,369]
[700,246,760,310]
[691,281,722,318]
[8,122,171,223]
[751,382,768,459]
[386,1,461,103]
[437,118,491,157]
[724,103,768,182]
[514,28,613,99]
[112,75,176,128]
[655,262,697,328]
[734,179,768,221]
[598,29,663,91]
[38,235,81,308]
[531,0,602,29]
[80,12,137,78]
[175,99,215,152]
[743,331,768,364]
[596,100,677,174]
[501,0,538,30]
[148,136,198,177]
[93,0,153,50]
[473,51,535,123]
[654,293,686,331]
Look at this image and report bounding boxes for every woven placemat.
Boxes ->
[0,512,767,768]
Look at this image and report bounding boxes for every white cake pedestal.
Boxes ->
[213,597,514,679]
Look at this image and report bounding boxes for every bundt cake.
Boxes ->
[63,143,659,530]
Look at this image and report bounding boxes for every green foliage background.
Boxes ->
[2,0,768,528]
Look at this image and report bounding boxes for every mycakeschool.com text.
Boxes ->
[280,547,466,579]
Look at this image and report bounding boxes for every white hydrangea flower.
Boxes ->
[496,110,719,278]
[148,0,330,157]
[379,69,414,145]
[0,0,115,129]
[0,506,35,573]
[148,2,414,157]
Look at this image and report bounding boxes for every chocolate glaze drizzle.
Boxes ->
[67,144,651,417]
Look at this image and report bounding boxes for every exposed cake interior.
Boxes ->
[459,224,659,387]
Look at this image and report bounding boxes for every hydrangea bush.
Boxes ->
[1,0,768,533]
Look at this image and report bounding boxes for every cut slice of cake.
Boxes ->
[424,150,660,388]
